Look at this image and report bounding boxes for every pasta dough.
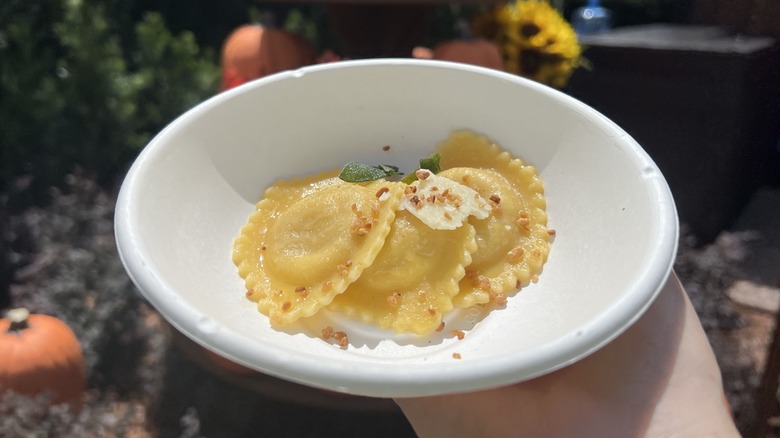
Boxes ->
[233,171,403,325]
[232,130,552,337]
[437,131,551,307]
[328,210,477,334]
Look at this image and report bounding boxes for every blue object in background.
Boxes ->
[572,0,613,36]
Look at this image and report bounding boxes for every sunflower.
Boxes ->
[472,0,582,88]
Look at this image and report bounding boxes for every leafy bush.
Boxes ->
[0,0,220,197]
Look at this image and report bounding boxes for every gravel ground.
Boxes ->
[1,174,778,436]
[675,188,780,436]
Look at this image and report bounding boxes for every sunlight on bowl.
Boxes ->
[115,59,678,398]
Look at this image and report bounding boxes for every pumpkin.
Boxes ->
[0,308,86,406]
[220,24,316,91]
[429,38,505,71]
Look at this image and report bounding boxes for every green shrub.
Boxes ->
[0,0,220,197]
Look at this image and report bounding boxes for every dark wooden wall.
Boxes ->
[690,0,780,38]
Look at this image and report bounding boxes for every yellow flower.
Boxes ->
[472,0,582,88]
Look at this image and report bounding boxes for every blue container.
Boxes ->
[572,0,613,36]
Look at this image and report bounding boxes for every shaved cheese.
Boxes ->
[399,170,491,230]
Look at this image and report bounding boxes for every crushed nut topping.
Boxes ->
[416,169,431,180]
[466,270,493,292]
[507,246,525,263]
[333,331,349,348]
[322,326,349,348]
[516,217,531,228]
[387,292,401,306]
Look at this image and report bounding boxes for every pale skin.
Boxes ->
[394,272,741,437]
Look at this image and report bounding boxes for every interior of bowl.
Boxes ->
[115,59,678,398]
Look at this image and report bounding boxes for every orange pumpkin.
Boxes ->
[429,38,505,71]
[0,308,86,406]
[220,24,316,91]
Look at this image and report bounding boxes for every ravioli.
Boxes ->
[437,131,552,307]
[328,210,478,334]
[233,171,404,325]
[233,130,552,338]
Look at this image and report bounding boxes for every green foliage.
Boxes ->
[132,12,221,142]
[0,0,219,195]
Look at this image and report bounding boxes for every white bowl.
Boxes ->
[115,59,678,398]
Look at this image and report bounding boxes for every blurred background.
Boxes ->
[1,0,778,436]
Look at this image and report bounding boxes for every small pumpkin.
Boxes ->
[220,24,316,91]
[429,38,505,71]
[0,308,86,406]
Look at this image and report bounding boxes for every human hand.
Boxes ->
[395,272,739,437]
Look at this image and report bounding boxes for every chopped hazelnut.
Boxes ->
[333,331,349,348]
[517,217,531,228]
[387,292,401,306]
[507,246,525,263]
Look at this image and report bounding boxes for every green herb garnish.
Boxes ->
[401,153,442,184]
[339,162,402,182]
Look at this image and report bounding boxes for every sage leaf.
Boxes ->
[339,162,401,182]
